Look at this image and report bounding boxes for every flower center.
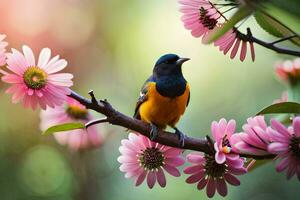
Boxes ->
[66,105,88,120]
[221,135,232,154]
[138,147,165,171]
[23,66,47,89]
[204,154,227,178]
[199,7,218,30]
[290,136,300,157]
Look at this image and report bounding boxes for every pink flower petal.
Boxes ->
[271,119,291,138]
[224,173,240,186]
[38,48,51,69]
[165,157,185,166]
[215,150,226,164]
[184,165,203,174]
[276,157,289,172]
[216,178,227,197]
[197,177,208,190]
[240,41,247,61]
[147,171,156,189]
[230,38,241,59]
[156,168,166,187]
[22,45,35,66]
[206,178,216,198]
[163,164,181,177]
[186,170,205,183]
[268,142,288,154]
[164,148,182,157]
[135,171,147,186]
[186,153,205,164]
[45,59,68,74]
[250,42,255,61]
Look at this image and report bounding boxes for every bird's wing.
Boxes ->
[133,76,153,119]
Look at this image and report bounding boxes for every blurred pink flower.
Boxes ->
[118,133,184,188]
[211,118,238,164]
[184,152,247,198]
[0,34,8,66]
[230,116,271,156]
[273,91,288,104]
[267,118,300,180]
[214,29,255,62]
[1,45,73,110]
[40,97,103,151]
[275,58,300,83]
[178,0,222,42]
[178,0,255,62]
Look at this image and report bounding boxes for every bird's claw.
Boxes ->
[174,128,185,147]
[150,123,159,141]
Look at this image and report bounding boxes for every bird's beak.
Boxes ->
[176,57,190,65]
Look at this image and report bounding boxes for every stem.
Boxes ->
[68,90,275,160]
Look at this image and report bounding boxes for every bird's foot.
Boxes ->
[150,123,159,141]
[174,127,185,147]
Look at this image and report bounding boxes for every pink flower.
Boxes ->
[1,45,73,110]
[184,152,247,198]
[267,118,300,180]
[273,91,288,104]
[178,0,223,42]
[40,97,103,151]
[230,116,271,156]
[214,29,255,62]
[0,34,8,66]
[275,58,300,84]
[211,118,238,164]
[118,133,184,188]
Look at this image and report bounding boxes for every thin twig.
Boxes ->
[271,35,298,45]
[68,90,275,160]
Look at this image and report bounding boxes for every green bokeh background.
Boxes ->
[0,0,299,200]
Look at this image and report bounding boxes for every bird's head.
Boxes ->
[153,54,190,78]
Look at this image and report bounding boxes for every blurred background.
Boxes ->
[0,0,299,199]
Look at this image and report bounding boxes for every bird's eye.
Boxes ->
[164,59,174,64]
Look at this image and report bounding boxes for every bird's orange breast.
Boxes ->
[139,82,190,129]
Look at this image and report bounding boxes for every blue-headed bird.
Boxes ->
[133,54,190,146]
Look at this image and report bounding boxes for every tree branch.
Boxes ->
[239,28,300,57]
[68,90,275,160]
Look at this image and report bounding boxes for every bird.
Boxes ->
[133,54,190,147]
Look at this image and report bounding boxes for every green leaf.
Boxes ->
[270,0,300,17]
[205,6,253,44]
[42,123,85,136]
[257,102,300,115]
[254,11,300,46]
[254,11,283,38]
[247,159,271,172]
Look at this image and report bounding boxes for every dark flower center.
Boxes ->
[66,105,88,120]
[23,66,47,89]
[138,147,165,171]
[290,136,300,157]
[204,154,227,178]
[199,7,218,30]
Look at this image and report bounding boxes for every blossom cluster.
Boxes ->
[178,0,255,62]
[0,34,103,151]
[118,116,300,198]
